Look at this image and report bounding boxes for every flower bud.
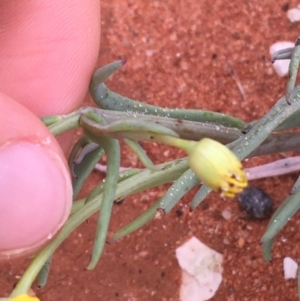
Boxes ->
[188,138,247,197]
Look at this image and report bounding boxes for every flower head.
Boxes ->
[188,138,247,197]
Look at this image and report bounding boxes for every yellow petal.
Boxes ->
[11,294,40,301]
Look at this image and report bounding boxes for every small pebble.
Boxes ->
[176,237,223,301]
[269,41,294,77]
[223,238,230,245]
[137,251,149,257]
[283,257,298,279]
[221,209,232,220]
[287,6,300,22]
[237,237,245,248]
[237,187,273,219]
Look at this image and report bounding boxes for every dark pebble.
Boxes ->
[237,187,273,219]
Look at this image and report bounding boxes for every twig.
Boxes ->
[246,156,300,180]
[228,62,246,102]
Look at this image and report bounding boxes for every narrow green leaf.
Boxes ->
[89,61,125,98]
[124,139,159,171]
[190,185,212,210]
[271,47,293,63]
[37,255,53,288]
[110,198,162,243]
[92,83,246,129]
[72,145,104,199]
[261,194,300,243]
[159,169,199,214]
[85,168,140,204]
[68,136,89,178]
[78,111,122,269]
[261,196,292,262]
[41,115,62,126]
[83,134,121,269]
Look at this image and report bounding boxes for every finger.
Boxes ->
[0,93,72,260]
[0,0,100,116]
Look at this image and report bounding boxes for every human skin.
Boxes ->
[0,0,101,259]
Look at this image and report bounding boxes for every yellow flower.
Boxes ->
[10,294,40,301]
[142,134,247,197]
[188,138,247,197]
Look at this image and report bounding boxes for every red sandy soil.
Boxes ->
[2,0,300,300]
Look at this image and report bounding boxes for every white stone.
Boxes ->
[269,41,294,77]
[283,257,298,279]
[221,209,232,220]
[176,237,223,301]
[287,6,300,23]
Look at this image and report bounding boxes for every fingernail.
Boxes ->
[0,141,72,258]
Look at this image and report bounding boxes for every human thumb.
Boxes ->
[0,94,72,260]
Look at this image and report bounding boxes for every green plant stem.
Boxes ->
[231,85,300,160]
[91,83,247,129]
[48,107,93,136]
[10,158,188,297]
[80,112,179,141]
[70,199,86,215]
[45,107,300,156]
[86,108,242,142]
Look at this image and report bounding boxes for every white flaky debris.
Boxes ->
[287,5,300,23]
[176,237,223,301]
[269,41,294,77]
[283,257,298,279]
